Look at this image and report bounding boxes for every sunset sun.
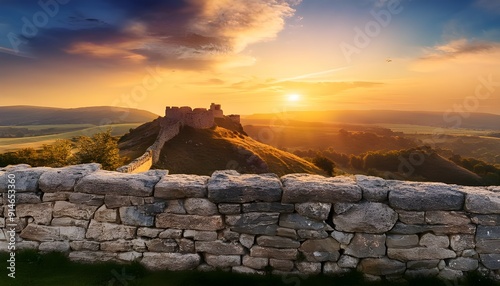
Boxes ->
[287,94,301,102]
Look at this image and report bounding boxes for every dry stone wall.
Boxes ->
[1,164,500,282]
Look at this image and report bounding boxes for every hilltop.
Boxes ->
[0,106,159,125]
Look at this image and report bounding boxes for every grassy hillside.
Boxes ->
[154,126,324,176]
[0,106,159,125]
[0,124,141,153]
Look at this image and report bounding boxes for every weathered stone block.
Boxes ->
[448,258,478,271]
[388,248,456,261]
[39,164,100,192]
[69,251,117,263]
[338,255,359,268]
[425,211,470,225]
[94,205,118,223]
[331,231,354,245]
[240,234,255,249]
[300,238,340,262]
[156,214,224,231]
[141,253,200,271]
[53,201,98,220]
[323,262,351,275]
[43,192,70,202]
[396,210,425,224]
[74,170,161,197]
[20,224,85,241]
[177,238,195,253]
[480,254,500,270]
[0,166,49,193]
[389,222,476,235]
[68,193,104,206]
[407,260,439,269]
[296,262,321,274]
[104,195,133,208]
[333,202,397,233]
[218,204,241,214]
[164,200,186,214]
[356,175,390,202]
[218,229,240,242]
[159,229,183,239]
[297,230,328,239]
[39,241,70,252]
[226,212,279,235]
[295,202,331,220]
[117,252,142,262]
[359,258,406,276]
[195,241,245,255]
[184,198,218,216]
[205,254,241,268]
[119,203,165,227]
[256,235,300,249]
[101,240,134,252]
[232,266,265,275]
[250,246,297,260]
[472,214,500,226]
[420,233,449,248]
[270,259,294,271]
[243,202,294,213]
[85,220,136,241]
[51,217,89,228]
[5,193,41,204]
[388,182,464,211]
[145,238,177,252]
[276,227,298,240]
[208,171,282,203]
[16,203,52,225]
[70,241,99,251]
[243,255,268,270]
[386,235,419,248]
[279,213,326,230]
[345,234,386,258]
[154,174,209,199]
[281,174,362,203]
[184,230,217,241]
[476,226,500,254]
[464,189,500,214]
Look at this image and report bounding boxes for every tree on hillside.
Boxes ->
[313,155,335,176]
[74,129,124,170]
[39,139,75,167]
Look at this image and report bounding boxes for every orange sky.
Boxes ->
[1,0,499,116]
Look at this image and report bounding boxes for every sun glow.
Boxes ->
[287,94,301,102]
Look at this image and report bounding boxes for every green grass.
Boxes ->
[0,124,142,153]
[0,251,498,286]
[0,124,95,131]
[374,123,498,136]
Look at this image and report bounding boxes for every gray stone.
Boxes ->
[472,214,500,226]
[184,230,217,241]
[279,213,326,230]
[388,248,456,261]
[243,202,294,213]
[338,255,359,268]
[256,235,300,249]
[104,195,133,208]
[388,181,464,211]
[154,174,209,199]
[184,198,218,216]
[85,220,136,241]
[282,174,362,203]
[295,202,331,220]
[69,251,117,263]
[145,238,178,252]
[345,234,386,258]
[117,252,142,262]
[0,166,49,193]
[462,249,478,258]
[276,228,298,240]
[323,262,351,275]
[397,210,425,224]
[386,235,419,248]
[232,266,265,275]
[407,260,440,269]
[331,231,354,245]
[39,241,70,252]
[94,205,118,223]
[300,238,340,262]
[68,193,104,206]
[156,214,224,231]
[334,203,355,214]
[425,211,470,225]
[132,239,147,252]
[119,203,165,227]
[70,241,99,251]
[43,192,70,202]
[226,213,279,235]
[448,258,478,271]
[389,222,476,235]
[101,240,134,252]
[218,204,241,214]
[464,189,500,214]
[296,262,321,274]
[297,229,329,239]
[7,193,41,204]
[359,258,406,276]
[438,268,464,281]
[480,254,500,270]
[74,170,161,196]
[250,246,297,260]
[205,254,241,268]
[53,201,98,220]
[450,235,475,252]
[177,238,195,253]
[19,224,83,241]
[476,226,500,254]
[16,203,52,225]
[39,164,100,192]
[356,175,390,202]
[218,229,240,242]
[420,233,449,248]
[208,171,282,203]
[159,229,183,239]
[195,241,245,255]
[240,234,255,249]
[333,202,397,233]
[164,199,186,214]
[477,226,500,239]
[141,253,200,271]
[270,259,294,271]
[51,217,89,228]
[243,255,268,269]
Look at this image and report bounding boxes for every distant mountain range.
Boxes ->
[0,106,159,125]
[243,110,500,130]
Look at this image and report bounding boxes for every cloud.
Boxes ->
[475,0,500,14]
[14,0,301,69]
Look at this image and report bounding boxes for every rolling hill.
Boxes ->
[0,106,159,125]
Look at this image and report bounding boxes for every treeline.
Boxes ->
[0,130,126,170]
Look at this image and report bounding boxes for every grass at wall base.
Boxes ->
[1,251,499,286]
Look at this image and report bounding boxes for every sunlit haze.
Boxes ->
[1,0,499,115]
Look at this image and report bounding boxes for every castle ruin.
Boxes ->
[165,103,239,129]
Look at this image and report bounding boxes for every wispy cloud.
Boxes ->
[276,66,350,82]
[475,0,500,14]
